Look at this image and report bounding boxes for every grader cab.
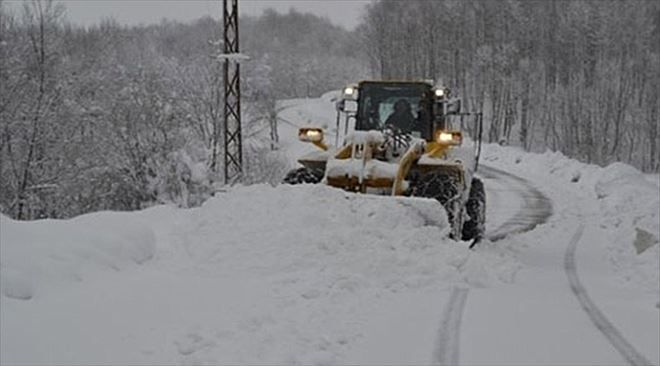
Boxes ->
[284,80,485,242]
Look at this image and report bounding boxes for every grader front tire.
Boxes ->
[283,167,323,185]
[462,177,486,241]
[410,172,464,240]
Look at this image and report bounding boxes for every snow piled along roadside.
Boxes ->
[595,163,659,292]
[0,213,156,301]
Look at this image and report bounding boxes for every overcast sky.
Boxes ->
[5,0,371,30]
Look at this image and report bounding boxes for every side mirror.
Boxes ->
[446,98,461,114]
[432,102,443,121]
[336,98,357,114]
[343,100,358,114]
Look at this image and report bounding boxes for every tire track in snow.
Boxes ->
[480,165,553,241]
[565,224,654,366]
[433,287,469,366]
[433,165,554,366]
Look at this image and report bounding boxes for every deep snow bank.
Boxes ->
[0,212,156,300]
[594,163,659,294]
[177,183,517,289]
[2,183,521,365]
[161,184,520,364]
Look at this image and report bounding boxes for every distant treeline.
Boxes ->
[359,0,660,172]
[1,0,658,221]
[0,0,365,220]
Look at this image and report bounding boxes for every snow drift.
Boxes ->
[0,213,156,301]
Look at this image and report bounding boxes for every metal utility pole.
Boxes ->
[222,0,242,184]
[269,110,279,150]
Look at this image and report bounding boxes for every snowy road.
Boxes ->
[459,149,659,366]
[440,164,657,366]
[1,94,657,365]
[565,225,652,366]
[434,165,552,365]
[435,164,553,366]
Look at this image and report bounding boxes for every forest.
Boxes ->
[1,0,658,220]
[360,0,660,172]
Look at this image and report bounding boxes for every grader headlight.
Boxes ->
[298,128,324,143]
[342,85,358,100]
[436,130,462,146]
[434,87,450,98]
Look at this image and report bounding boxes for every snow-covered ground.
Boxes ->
[1,93,658,365]
[464,147,659,366]
[1,185,517,365]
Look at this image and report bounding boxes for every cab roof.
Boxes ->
[358,80,434,88]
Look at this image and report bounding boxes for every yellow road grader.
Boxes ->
[283,80,485,242]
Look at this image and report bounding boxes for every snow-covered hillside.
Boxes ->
[1,94,658,365]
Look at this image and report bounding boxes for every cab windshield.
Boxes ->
[356,83,431,139]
